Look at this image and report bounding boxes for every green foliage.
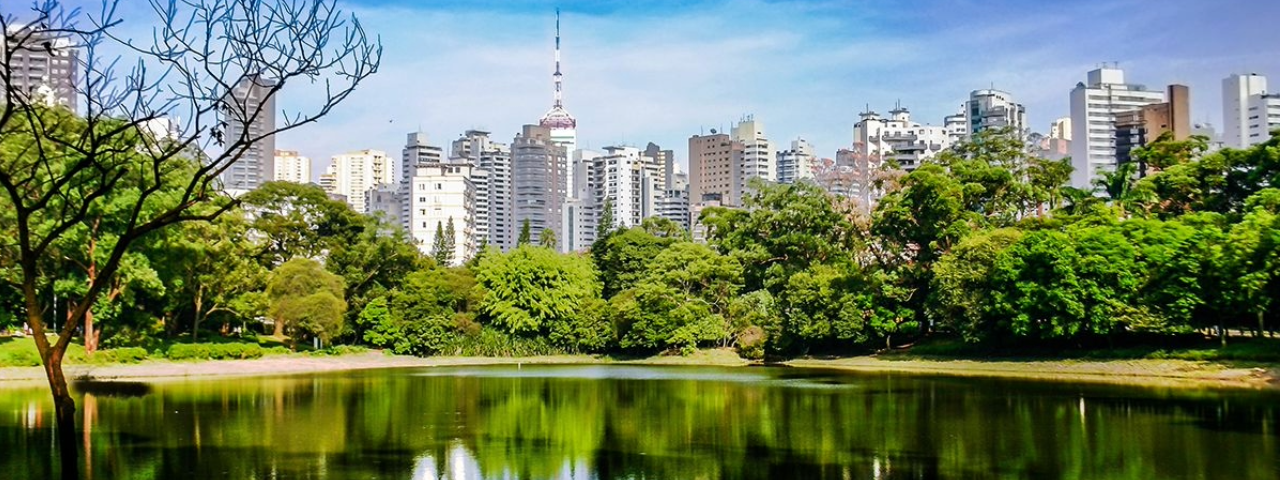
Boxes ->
[475,246,601,341]
[613,243,742,354]
[592,227,676,297]
[166,343,265,361]
[518,219,532,246]
[597,197,616,239]
[540,228,558,249]
[267,258,348,346]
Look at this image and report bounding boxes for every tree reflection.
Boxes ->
[0,367,1277,479]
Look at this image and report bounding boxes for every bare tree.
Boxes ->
[0,1,380,477]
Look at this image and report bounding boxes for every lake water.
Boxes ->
[1,365,1278,479]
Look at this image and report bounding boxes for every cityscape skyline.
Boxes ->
[284,0,1280,179]
[35,0,1280,178]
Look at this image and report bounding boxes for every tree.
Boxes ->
[597,197,616,240]
[239,182,364,266]
[703,179,858,292]
[518,219,532,246]
[267,258,348,349]
[443,217,457,263]
[161,210,267,340]
[0,2,378,474]
[640,217,688,240]
[474,245,602,347]
[362,267,480,355]
[540,227,557,249]
[1223,201,1280,342]
[591,227,675,297]
[325,215,426,341]
[431,221,450,264]
[613,242,742,354]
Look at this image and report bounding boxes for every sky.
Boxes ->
[18,0,1280,179]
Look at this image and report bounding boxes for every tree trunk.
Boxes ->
[84,307,98,355]
[273,317,284,338]
[44,350,79,480]
[192,287,203,341]
[1259,311,1266,342]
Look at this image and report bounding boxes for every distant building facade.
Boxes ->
[854,105,950,171]
[273,150,311,184]
[1223,73,1280,148]
[221,75,278,192]
[2,25,78,111]
[1069,66,1165,188]
[321,149,393,214]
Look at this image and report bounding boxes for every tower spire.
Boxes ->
[553,8,563,108]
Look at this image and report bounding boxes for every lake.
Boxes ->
[1,365,1278,479]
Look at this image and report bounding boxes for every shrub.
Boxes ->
[311,345,368,356]
[735,326,767,360]
[92,347,150,364]
[442,328,561,357]
[165,343,265,361]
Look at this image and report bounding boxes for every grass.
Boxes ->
[0,334,363,367]
[878,334,1280,365]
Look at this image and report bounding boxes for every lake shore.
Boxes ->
[0,349,1275,390]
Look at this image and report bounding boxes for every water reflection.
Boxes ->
[0,365,1278,479]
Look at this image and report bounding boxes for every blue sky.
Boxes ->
[18,0,1280,176]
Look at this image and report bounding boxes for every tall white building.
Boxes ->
[966,89,1026,137]
[1223,73,1280,148]
[943,105,968,143]
[853,105,951,171]
[407,163,476,264]
[451,130,509,250]
[220,75,278,192]
[776,138,816,184]
[563,149,600,252]
[590,146,660,229]
[273,150,311,184]
[656,170,690,232]
[321,149,393,214]
[2,25,78,111]
[730,117,775,204]
[1069,66,1165,188]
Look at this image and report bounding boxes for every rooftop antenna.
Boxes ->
[553,8,563,108]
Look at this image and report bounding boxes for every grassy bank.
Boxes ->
[0,335,365,367]
[4,335,1277,390]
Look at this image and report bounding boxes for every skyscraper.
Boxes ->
[777,138,816,184]
[730,116,775,205]
[400,132,445,232]
[321,149,393,214]
[2,25,78,111]
[512,124,568,248]
[1114,84,1191,167]
[272,150,311,184]
[688,130,739,206]
[1223,73,1280,148]
[1068,66,1165,188]
[965,89,1026,137]
[451,130,511,251]
[221,75,278,192]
